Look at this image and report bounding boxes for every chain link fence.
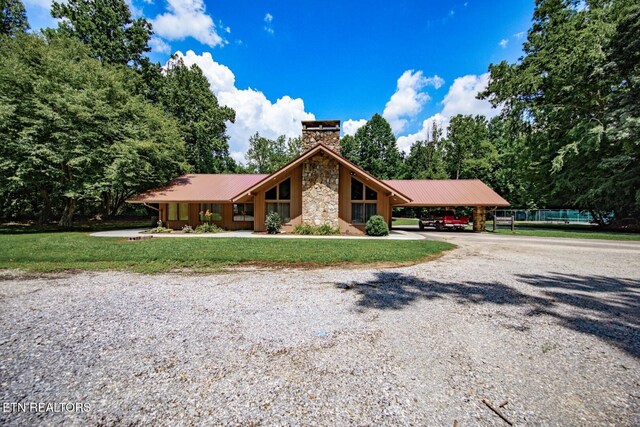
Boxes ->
[493,209,599,224]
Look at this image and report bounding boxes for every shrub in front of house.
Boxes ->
[293,224,313,235]
[195,223,223,233]
[293,223,340,235]
[144,220,173,234]
[266,211,282,234]
[145,226,173,234]
[182,225,194,233]
[365,215,389,236]
[317,223,339,235]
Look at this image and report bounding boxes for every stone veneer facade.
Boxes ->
[301,121,341,228]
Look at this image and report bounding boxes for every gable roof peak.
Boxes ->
[231,143,411,203]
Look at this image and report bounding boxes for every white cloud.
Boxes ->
[499,38,509,48]
[395,73,500,153]
[230,151,245,164]
[440,73,497,118]
[513,31,526,39]
[173,51,315,163]
[396,113,448,153]
[382,70,444,133]
[343,119,367,136]
[263,12,274,34]
[176,51,235,93]
[149,37,171,54]
[152,0,224,48]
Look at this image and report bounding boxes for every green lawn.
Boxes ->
[392,217,419,225]
[0,218,151,234]
[493,228,640,241]
[0,233,455,273]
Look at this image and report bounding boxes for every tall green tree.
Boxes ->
[444,114,494,180]
[286,136,302,160]
[486,116,535,207]
[340,134,359,164]
[599,2,640,219]
[49,0,152,66]
[480,0,638,222]
[0,0,29,36]
[0,34,187,225]
[160,56,236,174]
[352,113,403,179]
[245,133,300,173]
[404,122,448,179]
[461,116,498,183]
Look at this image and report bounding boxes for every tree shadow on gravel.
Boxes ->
[336,272,640,358]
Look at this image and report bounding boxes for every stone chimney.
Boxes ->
[301,120,341,153]
[300,120,341,228]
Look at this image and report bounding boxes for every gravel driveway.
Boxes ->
[1,233,639,426]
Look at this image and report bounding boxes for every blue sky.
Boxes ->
[24,0,535,162]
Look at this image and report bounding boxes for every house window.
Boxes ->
[233,203,254,221]
[200,203,222,222]
[168,203,189,221]
[266,202,290,223]
[351,177,377,224]
[265,177,291,222]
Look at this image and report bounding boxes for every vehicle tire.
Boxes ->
[418,221,424,231]
[435,222,443,231]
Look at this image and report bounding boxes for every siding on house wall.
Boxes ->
[161,202,254,230]
[157,164,392,233]
[338,165,392,234]
[338,165,362,234]
[159,203,166,225]
[253,192,265,232]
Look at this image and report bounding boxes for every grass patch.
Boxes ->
[0,218,151,235]
[392,217,419,226]
[0,233,455,273]
[493,228,640,241]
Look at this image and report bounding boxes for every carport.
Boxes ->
[382,179,511,231]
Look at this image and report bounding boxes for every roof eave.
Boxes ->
[231,143,413,203]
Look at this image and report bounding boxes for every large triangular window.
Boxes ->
[265,177,291,222]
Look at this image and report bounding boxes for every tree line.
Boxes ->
[481,0,639,225]
[0,0,237,225]
[1,0,638,226]
[341,0,639,224]
[211,0,640,225]
[337,113,532,209]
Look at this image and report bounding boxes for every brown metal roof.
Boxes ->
[128,174,268,203]
[383,179,510,207]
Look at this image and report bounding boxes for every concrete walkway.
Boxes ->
[90,228,426,240]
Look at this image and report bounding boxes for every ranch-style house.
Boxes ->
[128,120,509,233]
